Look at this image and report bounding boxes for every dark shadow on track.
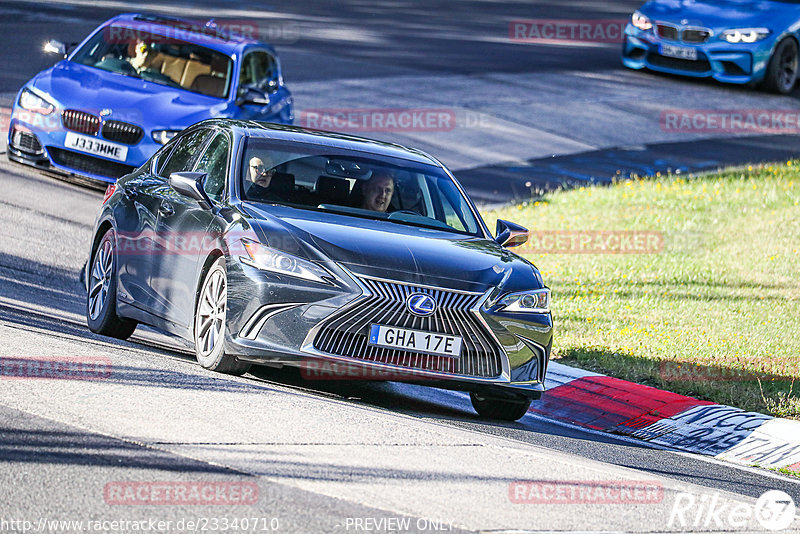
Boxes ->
[457,134,800,204]
[0,405,240,473]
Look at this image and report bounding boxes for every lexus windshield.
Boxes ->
[240,140,484,237]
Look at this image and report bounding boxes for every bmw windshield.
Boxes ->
[71,24,233,98]
[240,139,485,237]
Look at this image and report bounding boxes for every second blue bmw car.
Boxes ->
[623,0,800,93]
[7,14,294,183]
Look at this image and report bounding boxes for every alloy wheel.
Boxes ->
[780,43,799,92]
[197,269,227,356]
[88,239,113,321]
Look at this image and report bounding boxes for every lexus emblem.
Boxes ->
[406,293,436,316]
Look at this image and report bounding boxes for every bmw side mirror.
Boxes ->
[495,219,529,248]
[236,87,270,107]
[169,172,213,210]
[44,40,67,58]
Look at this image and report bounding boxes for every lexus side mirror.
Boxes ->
[495,219,529,248]
[169,172,213,210]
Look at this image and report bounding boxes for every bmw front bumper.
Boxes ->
[622,24,775,85]
[7,91,164,183]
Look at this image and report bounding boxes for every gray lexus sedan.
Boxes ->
[85,119,552,421]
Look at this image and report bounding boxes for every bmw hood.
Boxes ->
[242,204,543,293]
[28,61,228,129]
[640,0,797,29]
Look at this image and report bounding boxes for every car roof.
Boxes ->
[219,121,440,166]
[104,13,264,55]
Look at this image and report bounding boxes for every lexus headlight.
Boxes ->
[151,130,180,145]
[631,11,653,31]
[721,28,770,44]
[497,288,550,313]
[240,239,332,284]
[19,88,55,116]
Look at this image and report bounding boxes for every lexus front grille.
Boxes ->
[312,275,505,378]
[62,109,100,135]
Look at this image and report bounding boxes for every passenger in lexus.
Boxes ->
[360,171,395,212]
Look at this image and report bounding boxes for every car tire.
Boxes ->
[86,229,137,340]
[470,392,532,421]
[763,38,799,94]
[194,257,251,376]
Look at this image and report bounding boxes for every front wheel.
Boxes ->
[86,229,137,339]
[470,392,532,421]
[194,257,251,376]
[763,38,799,94]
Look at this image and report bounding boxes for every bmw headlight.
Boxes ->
[721,28,770,44]
[631,11,653,31]
[151,130,180,145]
[19,88,55,116]
[240,239,333,284]
[497,288,550,313]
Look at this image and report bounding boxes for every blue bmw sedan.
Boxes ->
[623,0,800,93]
[7,14,294,183]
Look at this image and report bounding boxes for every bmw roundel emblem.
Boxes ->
[406,293,436,316]
[100,108,112,117]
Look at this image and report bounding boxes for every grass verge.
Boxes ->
[482,162,799,418]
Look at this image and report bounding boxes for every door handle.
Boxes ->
[158,202,174,217]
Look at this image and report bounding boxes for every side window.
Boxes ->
[159,129,211,179]
[193,133,230,203]
[238,51,278,94]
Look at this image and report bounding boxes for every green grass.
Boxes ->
[768,466,800,480]
[482,162,800,418]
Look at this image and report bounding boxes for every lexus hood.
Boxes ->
[242,203,543,293]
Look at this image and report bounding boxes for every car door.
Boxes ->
[151,129,231,329]
[233,49,292,122]
[146,128,213,325]
[115,144,179,314]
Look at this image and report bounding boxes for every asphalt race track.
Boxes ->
[1,1,800,532]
